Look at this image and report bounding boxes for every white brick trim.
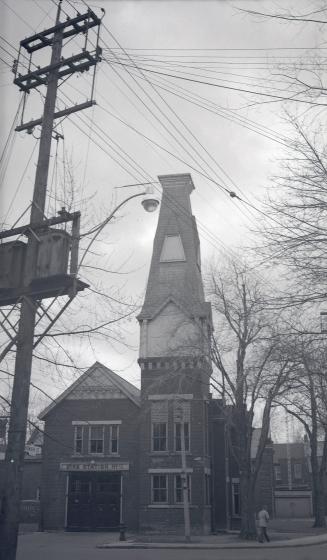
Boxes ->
[72,420,122,425]
[148,468,193,473]
[148,394,193,401]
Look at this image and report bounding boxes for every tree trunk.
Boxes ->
[239,471,257,540]
[311,452,326,527]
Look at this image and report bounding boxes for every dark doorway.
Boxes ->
[67,472,120,530]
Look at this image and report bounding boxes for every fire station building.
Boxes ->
[39,174,273,533]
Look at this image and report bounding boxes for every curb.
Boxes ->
[97,534,327,550]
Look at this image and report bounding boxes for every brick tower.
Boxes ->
[137,173,213,534]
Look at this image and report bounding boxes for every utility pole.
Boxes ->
[0,3,101,559]
[176,400,191,542]
[180,419,191,542]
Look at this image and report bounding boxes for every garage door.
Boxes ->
[67,472,120,530]
[275,496,311,518]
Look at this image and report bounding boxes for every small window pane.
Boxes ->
[110,425,119,454]
[152,474,167,503]
[74,426,83,454]
[175,423,190,451]
[152,423,167,451]
[71,479,91,493]
[90,426,104,454]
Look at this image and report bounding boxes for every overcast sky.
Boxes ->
[0,0,324,426]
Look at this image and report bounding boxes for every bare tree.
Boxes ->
[255,115,327,309]
[208,257,296,539]
[0,152,145,469]
[239,4,327,106]
[277,334,327,527]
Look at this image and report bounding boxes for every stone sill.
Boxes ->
[149,452,192,456]
[147,504,199,509]
[70,454,121,458]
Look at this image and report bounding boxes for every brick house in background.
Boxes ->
[0,427,43,523]
[273,442,313,517]
[33,174,274,533]
[210,402,274,530]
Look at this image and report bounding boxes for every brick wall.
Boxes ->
[41,397,140,530]
[138,360,212,534]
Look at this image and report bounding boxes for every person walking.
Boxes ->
[257,505,270,543]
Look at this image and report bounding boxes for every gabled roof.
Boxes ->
[39,361,140,420]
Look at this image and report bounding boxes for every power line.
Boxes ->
[120,64,292,149]
[105,47,327,52]
[101,26,255,230]
[102,33,259,228]
[104,60,327,107]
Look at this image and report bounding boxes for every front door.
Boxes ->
[67,472,121,530]
[94,475,120,529]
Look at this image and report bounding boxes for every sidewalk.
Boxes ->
[97,532,327,550]
[18,519,327,551]
[97,518,327,550]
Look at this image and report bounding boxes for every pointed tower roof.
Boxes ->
[138,173,211,322]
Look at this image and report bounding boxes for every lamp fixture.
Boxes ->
[141,186,160,213]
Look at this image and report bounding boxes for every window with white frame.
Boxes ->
[89,425,104,454]
[110,424,119,454]
[175,474,191,504]
[232,481,240,516]
[74,425,83,454]
[152,423,167,452]
[174,422,190,452]
[151,474,168,503]
[151,401,168,452]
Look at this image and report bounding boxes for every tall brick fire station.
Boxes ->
[39,174,273,533]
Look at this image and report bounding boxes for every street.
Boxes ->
[16,533,327,560]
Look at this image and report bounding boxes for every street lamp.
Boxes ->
[78,185,160,271]
[141,190,160,213]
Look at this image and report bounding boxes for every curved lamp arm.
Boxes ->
[78,190,158,272]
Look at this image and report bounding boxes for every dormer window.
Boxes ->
[160,235,186,262]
